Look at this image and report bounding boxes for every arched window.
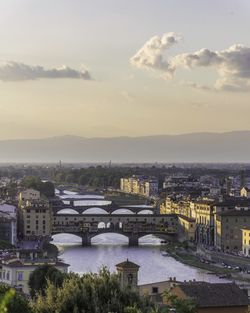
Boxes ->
[127,273,133,285]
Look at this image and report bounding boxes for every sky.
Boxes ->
[1,0,250,139]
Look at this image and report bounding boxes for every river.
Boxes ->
[53,190,229,285]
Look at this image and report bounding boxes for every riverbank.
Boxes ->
[164,244,250,283]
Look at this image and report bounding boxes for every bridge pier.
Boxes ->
[128,234,139,246]
[82,232,91,246]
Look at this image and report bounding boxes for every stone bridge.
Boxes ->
[52,213,177,246]
[51,201,156,215]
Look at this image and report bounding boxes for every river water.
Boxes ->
[53,190,229,285]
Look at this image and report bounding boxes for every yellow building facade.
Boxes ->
[242,228,250,256]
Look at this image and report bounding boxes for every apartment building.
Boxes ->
[192,199,215,246]
[242,228,250,256]
[178,215,196,242]
[162,197,191,217]
[120,175,158,197]
[19,199,52,239]
[215,209,250,252]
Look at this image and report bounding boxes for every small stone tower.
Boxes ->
[116,259,140,289]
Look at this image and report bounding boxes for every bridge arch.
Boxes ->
[82,207,109,214]
[90,232,129,245]
[137,209,154,214]
[57,208,79,215]
[111,209,135,215]
[52,233,82,245]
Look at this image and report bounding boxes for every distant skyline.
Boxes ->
[1,0,250,139]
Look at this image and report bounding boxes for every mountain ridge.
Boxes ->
[0,131,250,163]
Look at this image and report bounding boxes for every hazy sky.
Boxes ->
[1,0,250,139]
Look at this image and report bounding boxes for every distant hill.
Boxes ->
[0,131,250,163]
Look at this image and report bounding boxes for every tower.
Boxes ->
[116,259,140,289]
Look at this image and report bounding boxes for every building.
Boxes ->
[19,199,52,239]
[169,282,249,313]
[242,228,250,256]
[120,176,158,197]
[116,259,139,289]
[161,197,191,217]
[215,209,250,252]
[178,215,196,242]
[19,188,40,202]
[0,203,17,245]
[191,199,215,246]
[240,187,250,199]
[0,255,69,294]
[139,277,179,304]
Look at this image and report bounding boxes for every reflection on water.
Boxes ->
[54,191,230,285]
[53,233,230,285]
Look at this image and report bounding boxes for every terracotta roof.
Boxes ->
[176,282,249,308]
[116,259,140,269]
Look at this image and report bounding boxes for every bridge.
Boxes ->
[51,200,156,215]
[52,213,177,246]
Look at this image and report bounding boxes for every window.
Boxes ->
[152,287,158,294]
[17,272,23,281]
[6,272,10,280]
[127,274,133,285]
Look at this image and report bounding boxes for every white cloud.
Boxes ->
[131,34,250,91]
[130,32,181,79]
[0,61,91,81]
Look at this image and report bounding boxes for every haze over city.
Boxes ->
[1,0,250,141]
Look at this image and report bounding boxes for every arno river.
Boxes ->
[53,191,229,285]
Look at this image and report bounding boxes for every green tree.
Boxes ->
[32,268,150,313]
[22,176,55,198]
[28,264,65,298]
[0,285,32,313]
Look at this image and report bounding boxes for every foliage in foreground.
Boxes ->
[0,266,197,313]
[0,285,32,313]
[28,264,65,298]
[32,267,150,313]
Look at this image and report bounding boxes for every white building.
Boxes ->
[0,256,69,294]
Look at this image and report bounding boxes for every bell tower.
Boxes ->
[116,259,140,289]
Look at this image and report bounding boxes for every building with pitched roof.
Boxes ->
[170,282,249,313]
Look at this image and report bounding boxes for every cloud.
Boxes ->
[0,61,91,81]
[130,32,181,79]
[131,34,250,91]
[173,44,250,91]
